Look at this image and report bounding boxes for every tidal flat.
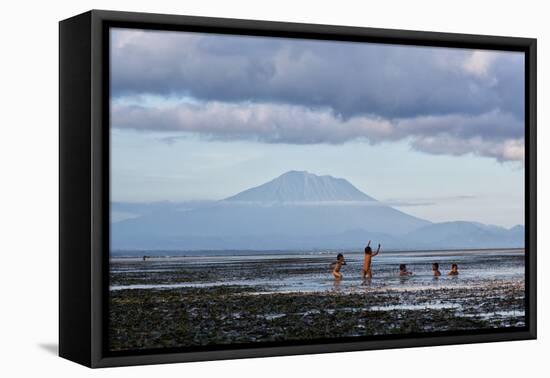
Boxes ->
[109,250,525,351]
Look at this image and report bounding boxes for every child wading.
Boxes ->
[362,240,381,282]
[432,263,441,277]
[330,253,347,280]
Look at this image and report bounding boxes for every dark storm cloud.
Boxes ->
[111,29,525,120]
[110,29,525,162]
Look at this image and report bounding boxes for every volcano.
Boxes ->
[111,171,429,250]
[111,171,523,252]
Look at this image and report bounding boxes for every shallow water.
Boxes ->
[110,248,525,294]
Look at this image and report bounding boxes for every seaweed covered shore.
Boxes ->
[109,279,525,351]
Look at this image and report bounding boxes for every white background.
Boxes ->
[0,0,546,376]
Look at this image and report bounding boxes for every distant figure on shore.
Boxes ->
[432,263,441,277]
[399,264,413,276]
[142,255,149,261]
[330,253,347,280]
[362,240,381,282]
[448,263,459,276]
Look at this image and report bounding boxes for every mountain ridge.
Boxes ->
[225,170,376,203]
[111,171,524,251]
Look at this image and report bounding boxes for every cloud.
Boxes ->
[380,194,483,208]
[110,28,525,163]
[112,101,524,162]
[410,134,524,162]
[111,28,524,120]
[463,51,498,77]
[216,200,437,207]
[112,101,393,143]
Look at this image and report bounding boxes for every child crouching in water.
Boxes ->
[448,263,459,276]
[330,253,346,280]
[399,264,413,276]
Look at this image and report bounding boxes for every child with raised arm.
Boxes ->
[448,263,459,276]
[330,253,347,280]
[399,264,413,276]
[362,241,381,282]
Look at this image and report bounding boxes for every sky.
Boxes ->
[110,28,525,228]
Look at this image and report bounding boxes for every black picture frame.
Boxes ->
[59,9,537,368]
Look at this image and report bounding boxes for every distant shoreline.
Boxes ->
[110,247,525,259]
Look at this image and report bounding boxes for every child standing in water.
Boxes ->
[432,263,442,277]
[448,263,459,276]
[362,240,381,282]
[330,253,346,280]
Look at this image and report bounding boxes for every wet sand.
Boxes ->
[109,250,525,351]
